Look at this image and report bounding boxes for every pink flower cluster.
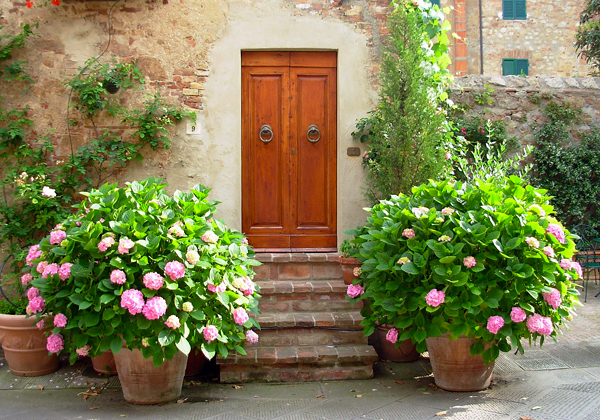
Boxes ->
[21,273,33,286]
[142,296,167,320]
[543,246,555,258]
[353,267,362,277]
[41,263,59,279]
[510,307,527,323]
[98,236,115,252]
[186,249,200,265]
[232,276,255,296]
[486,316,504,334]
[165,315,181,329]
[203,325,218,342]
[525,237,540,249]
[202,230,219,243]
[58,263,72,281]
[425,289,445,307]
[168,223,186,238]
[386,327,398,344]
[527,314,553,336]
[120,289,145,315]
[26,245,42,266]
[143,272,164,290]
[76,345,91,357]
[54,313,68,328]
[110,269,127,285]
[50,230,66,245]
[27,287,39,300]
[28,296,45,314]
[347,284,364,298]
[164,261,185,280]
[246,330,259,344]
[118,237,135,255]
[46,334,64,353]
[543,288,562,309]
[402,228,415,238]
[546,223,566,244]
[560,259,583,278]
[233,307,249,325]
[463,256,476,268]
[208,283,226,293]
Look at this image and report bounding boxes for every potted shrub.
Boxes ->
[339,238,362,285]
[347,176,581,391]
[23,178,261,404]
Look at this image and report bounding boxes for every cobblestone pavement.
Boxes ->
[1,290,599,420]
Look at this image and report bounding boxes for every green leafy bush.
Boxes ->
[348,177,580,364]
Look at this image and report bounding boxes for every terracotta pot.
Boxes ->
[339,256,361,285]
[113,347,188,405]
[0,314,59,376]
[426,335,494,391]
[377,325,420,362]
[185,349,207,377]
[91,350,118,375]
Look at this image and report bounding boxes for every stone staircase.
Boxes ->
[218,253,378,383]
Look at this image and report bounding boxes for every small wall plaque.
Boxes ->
[347,147,361,156]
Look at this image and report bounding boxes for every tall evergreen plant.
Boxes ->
[354,0,452,204]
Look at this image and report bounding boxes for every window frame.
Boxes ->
[503,0,527,20]
[502,58,529,76]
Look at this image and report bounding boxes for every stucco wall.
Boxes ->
[0,0,381,245]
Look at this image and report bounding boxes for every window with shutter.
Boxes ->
[503,0,526,20]
[502,59,529,76]
[431,0,441,6]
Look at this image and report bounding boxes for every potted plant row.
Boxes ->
[20,178,261,404]
[347,176,581,391]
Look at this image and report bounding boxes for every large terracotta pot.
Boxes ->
[377,325,420,362]
[0,314,59,376]
[339,256,361,285]
[91,350,118,375]
[426,335,494,392]
[113,347,188,405]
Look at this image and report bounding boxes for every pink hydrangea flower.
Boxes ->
[36,260,48,274]
[168,224,186,238]
[559,259,572,271]
[539,316,554,335]
[571,261,583,278]
[486,316,505,334]
[54,313,67,328]
[58,263,72,281]
[546,223,566,244]
[246,330,259,344]
[142,296,167,320]
[386,327,398,344]
[36,319,45,330]
[425,289,445,307]
[186,250,200,265]
[164,261,185,280]
[46,334,64,353]
[164,315,181,329]
[118,237,135,255]
[463,256,476,268]
[76,345,91,357]
[208,283,227,293]
[397,257,411,265]
[402,228,415,238]
[353,267,362,277]
[525,237,540,249]
[27,287,39,300]
[543,288,562,309]
[526,313,544,334]
[241,238,249,245]
[203,325,218,342]
[233,307,249,325]
[26,245,42,266]
[543,246,555,258]
[510,307,527,323]
[42,263,59,279]
[110,269,127,285]
[201,230,219,243]
[50,230,66,245]
[240,277,255,296]
[20,273,33,286]
[347,284,364,298]
[441,207,455,216]
[120,289,145,315]
[98,236,115,252]
[143,272,164,290]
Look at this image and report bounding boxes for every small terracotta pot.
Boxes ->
[114,347,188,405]
[339,256,361,285]
[426,335,494,392]
[0,314,59,376]
[377,325,420,362]
[91,351,118,375]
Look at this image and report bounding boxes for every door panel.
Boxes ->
[242,52,337,252]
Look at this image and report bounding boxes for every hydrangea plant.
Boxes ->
[347,176,581,364]
[22,178,261,366]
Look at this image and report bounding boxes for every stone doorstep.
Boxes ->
[219,363,375,383]
[257,280,349,295]
[246,327,368,347]
[253,253,343,281]
[251,311,364,329]
[254,253,340,263]
[218,344,378,366]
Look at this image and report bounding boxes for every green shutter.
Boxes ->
[515,0,527,19]
[502,59,516,75]
[503,0,515,19]
[431,0,441,7]
[516,59,529,75]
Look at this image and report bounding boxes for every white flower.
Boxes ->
[41,186,56,198]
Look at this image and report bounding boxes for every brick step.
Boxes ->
[218,344,378,383]
[257,280,361,313]
[253,311,363,329]
[254,253,342,281]
[249,327,368,347]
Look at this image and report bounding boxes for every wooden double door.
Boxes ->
[242,51,337,252]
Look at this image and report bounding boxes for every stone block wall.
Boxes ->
[450,75,600,144]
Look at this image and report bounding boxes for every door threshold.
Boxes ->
[254,248,337,254]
